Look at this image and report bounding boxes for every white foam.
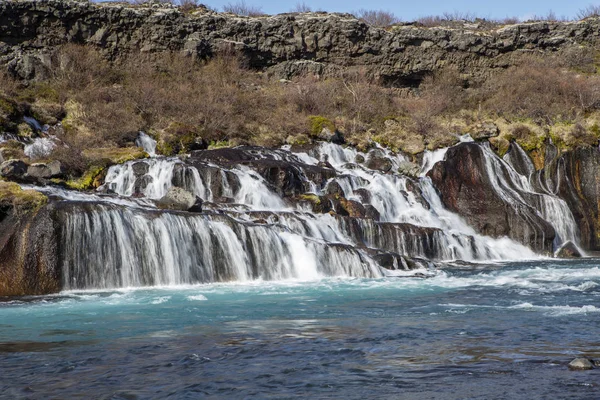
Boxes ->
[187,294,208,301]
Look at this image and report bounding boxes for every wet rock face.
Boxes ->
[555,147,600,251]
[428,143,555,252]
[0,204,60,296]
[156,187,196,211]
[2,0,599,85]
[188,146,336,198]
[555,241,582,258]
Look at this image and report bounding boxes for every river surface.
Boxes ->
[1,259,599,399]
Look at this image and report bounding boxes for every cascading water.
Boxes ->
[47,138,590,290]
[483,143,579,248]
[135,131,157,157]
[59,203,380,289]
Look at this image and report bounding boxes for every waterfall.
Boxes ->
[292,143,539,261]
[482,143,579,248]
[59,203,380,290]
[135,132,157,157]
[51,139,594,291]
[104,158,286,209]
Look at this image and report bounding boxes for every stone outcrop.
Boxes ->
[1,0,599,85]
[0,203,59,296]
[428,143,556,252]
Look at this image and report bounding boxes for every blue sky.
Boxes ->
[207,0,600,21]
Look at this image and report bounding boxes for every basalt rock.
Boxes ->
[555,241,582,258]
[26,161,62,179]
[551,147,600,251]
[156,187,196,211]
[0,159,28,181]
[0,204,59,296]
[428,143,555,252]
[189,146,336,198]
[2,1,599,86]
[365,152,393,173]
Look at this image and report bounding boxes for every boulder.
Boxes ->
[397,161,420,178]
[470,122,499,140]
[365,154,393,173]
[364,205,381,221]
[26,161,62,179]
[555,241,582,258]
[326,181,345,196]
[0,159,28,180]
[568,358,594,370]
[132,161,149,177]
[133,175,153,195]
[317,127,345,145]
[156,187,196,211]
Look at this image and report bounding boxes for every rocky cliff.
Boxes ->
[2,0,599,85]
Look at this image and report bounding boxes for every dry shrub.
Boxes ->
[483,58,600,122]
[355,9,400,27]
[577,5,600,19]
[223,0,264,16]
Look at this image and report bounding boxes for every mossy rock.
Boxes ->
[156,123,207,155]
[0,180,47,214]
[208,140,231,150]
[489,136,511,157]
[549,122,598,151]
[82,147,148,165]
[426,133,459,151]
[65,165,107,191]
[308,116,335,136]
[17,123,34,138]
[285,134,311,146]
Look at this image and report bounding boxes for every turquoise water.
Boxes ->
[1,259,599,399]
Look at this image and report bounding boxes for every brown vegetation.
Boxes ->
[0,42,599,181]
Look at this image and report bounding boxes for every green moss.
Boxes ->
[286,134,311,146]
[489,136,511,157]
[65,166,106,191]
[18,83,60,103]
[299,194,321,205]
[0,97,17,117]
[372,134,399,152]
[590,123,600,138]
[308,116,335,136]
[82,147,148,164]
[0,180,47,214]
[208,140,230,149]
[156,123,205,155]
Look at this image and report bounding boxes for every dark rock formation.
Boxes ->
[188,146,336,197]
[0,204,59,296]
[1,0,599,86]
[555,241,582,258]
[428,143,555,252]
[0,159,28,180]
[552,147,600,251]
